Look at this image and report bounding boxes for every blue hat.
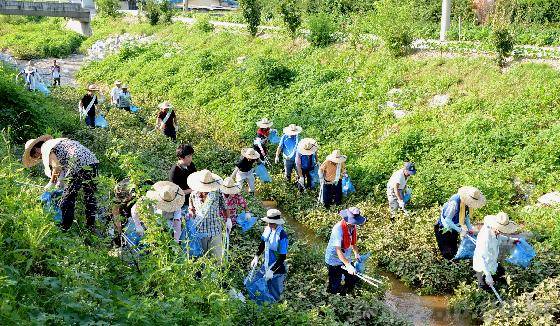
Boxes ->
[404,162,416,175]
[340,207,367,225]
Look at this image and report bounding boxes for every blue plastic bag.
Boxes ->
[244,269,275,305]
[310,165,320,188]
[403,189,412,204]
[269,129,280,145]
[237,212,258,233]
[36,82,50,96]
[95,114,108,128]
[123,220,143,246]
[40,190,63,222]
[506,239,536,268]
[454,235,477,260]
[342,176,355,196]
[181,218,204,257]
[254,163,272,183]
[130,105,140,113]
[355,252,371,274]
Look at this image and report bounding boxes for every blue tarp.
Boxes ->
[342,176,355,196]
[454,235,477,260]
[237,211,257,233]
[254,163,272,183]
[506,238,536,268]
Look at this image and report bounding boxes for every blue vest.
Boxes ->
[300,153,316,171]
[437,194,466,227]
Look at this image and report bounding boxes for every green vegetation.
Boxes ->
[96,0,121,18]
[239,0,262,37]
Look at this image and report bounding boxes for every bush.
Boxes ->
[491,27,515,67]
[513,0,560,24]
[372,0,415,56]
[96,0,121,18]
[253,57,296,88]
[239,0,262,37]
[279,0,302,38]
[307,13,337,47]
[159,0,175,24]
[193,15,215,33]
[144,0,161,25]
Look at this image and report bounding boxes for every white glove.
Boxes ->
[298,176,305,186]
[398,200,405,210]
[485,274,494,286]
[250,256,259,268]
[274,156,280,164]
[226,218,233,234]
[460,228,467,237]
[44,181,55,190]
[245,212,251,220]
[264,269,274,280]
[344,263,356,275]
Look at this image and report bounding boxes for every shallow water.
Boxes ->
[261,200,470,326]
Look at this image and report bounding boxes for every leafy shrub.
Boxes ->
[307,13,337,47]
[159,0,175,24]
[279,0,302,38]
[513,0,560,23]
[372,0,415,56]
[144,0,161,25]
[491,27,515,67]
[96,0,121,18]
[253,57,296,88]
[193,15,215,33]
[239,0,262,37]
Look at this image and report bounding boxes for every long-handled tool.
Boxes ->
[489,284,504,305]
[341,266,383,288]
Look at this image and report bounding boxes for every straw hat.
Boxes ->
[340,207,366,225]
[146,181,185,212]
[256,118,273,129]
[158,101,173,110]
[326,150,347,164]
[22,135,53,167]
[121,84,128,89]
[241,148,260,160]
[261,208,285,225]
[114,80,122,85]
[297,138,318,155]
[283,124,303,136]
[484,212,519,234]
[86,84,99,91]
[187,169,222,193]
[221,177,241,195]
[458,186,486,209]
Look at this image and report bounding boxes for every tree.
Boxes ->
[280,0,302,38]
[240,0,262,37]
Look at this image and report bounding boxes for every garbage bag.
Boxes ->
[237,211,257,233]
[244,269,275,305]
[40,190,63,222]
[269,129,280,145]
[403,188,412,204]
[181,218,204,257]
[95,114,109,128]
[130,105,140,113]
[342,176,355,196]
[254,163,272,183]
[310,165,320,188]
[123,220,143,246]
[36,82,50,96]
[355,252,371,274]
[506,239,536,268]
[453,235,477,260]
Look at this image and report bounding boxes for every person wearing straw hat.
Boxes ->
[220,177,248,233]
[79,84,99,128]
[325,207,366,295]
[188,170,226,260]
[274,124,303,182]
[256,117,273,139]
[110,80,123,106]
[117,84,132,111]
[17,61,38,91]
[169,144,197,205]
[249,208,289,301]
[473,212,520,291]
[232,148,262,195]
[319,150,347,208]
[386,162,417,221]
[434,186,486,260]
[295,138,318,192]
[23,135,100,232]
[156,101,178,141]
[146,181,185,243]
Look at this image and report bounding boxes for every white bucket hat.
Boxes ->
[241,148,260,160]
[458,186,487,209]
[261,208,285,225]
[158,101,173,109]
[221,177,241,195]
[297,138,318,155]
[22,135,53,168]
[283,124,303,136]
[187,169,222,193]
[326,149,347,163]
[146,181,185,212]
[256,118,273,128]
[484,212,519,234]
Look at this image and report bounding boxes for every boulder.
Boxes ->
[429,94,450,107]
[537,192,560,206]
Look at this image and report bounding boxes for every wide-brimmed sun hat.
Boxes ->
[86,84,99,91]
[326,149,347,164]
[187,169,222,193]
[261,208,285,225]
[22,135,53,168]
[256,118,273,129]
[114,80,122,85]
[484,212,519,234]
[458,186,486,209]
[340,207,367,225]
[241,148,260,160]
[221,177,241,195]
[146,181,185,212]
[283,124,303,136]
[297,138,318,155]
[121,84,128,89]
[158,101,173,110]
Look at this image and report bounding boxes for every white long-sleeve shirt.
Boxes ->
[473,224,513,277]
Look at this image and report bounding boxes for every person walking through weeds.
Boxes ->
[110,80,123,106]
[434,186,486,260]
[188,170,225,261]
[169,144,197,205]
[232,148,262,195]
[146,181,185,243]
[473,212,520,292]
[117,85,132,112]
[325,207,366,295]
[275,124,302,183]
[220,177,248,235]
[156,101,178,141]
[79,84,99,128]
[386,162,417,221]
[23,135,100,232]
[51,60,61,87]
[295,138,318,192]
[112,179,137,246]
[254,118,273,160]
[250,209,289,302]
[319,150,347,208]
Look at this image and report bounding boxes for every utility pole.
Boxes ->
[440,0,451,41]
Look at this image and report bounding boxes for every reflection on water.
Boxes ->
[261,200,470,326]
